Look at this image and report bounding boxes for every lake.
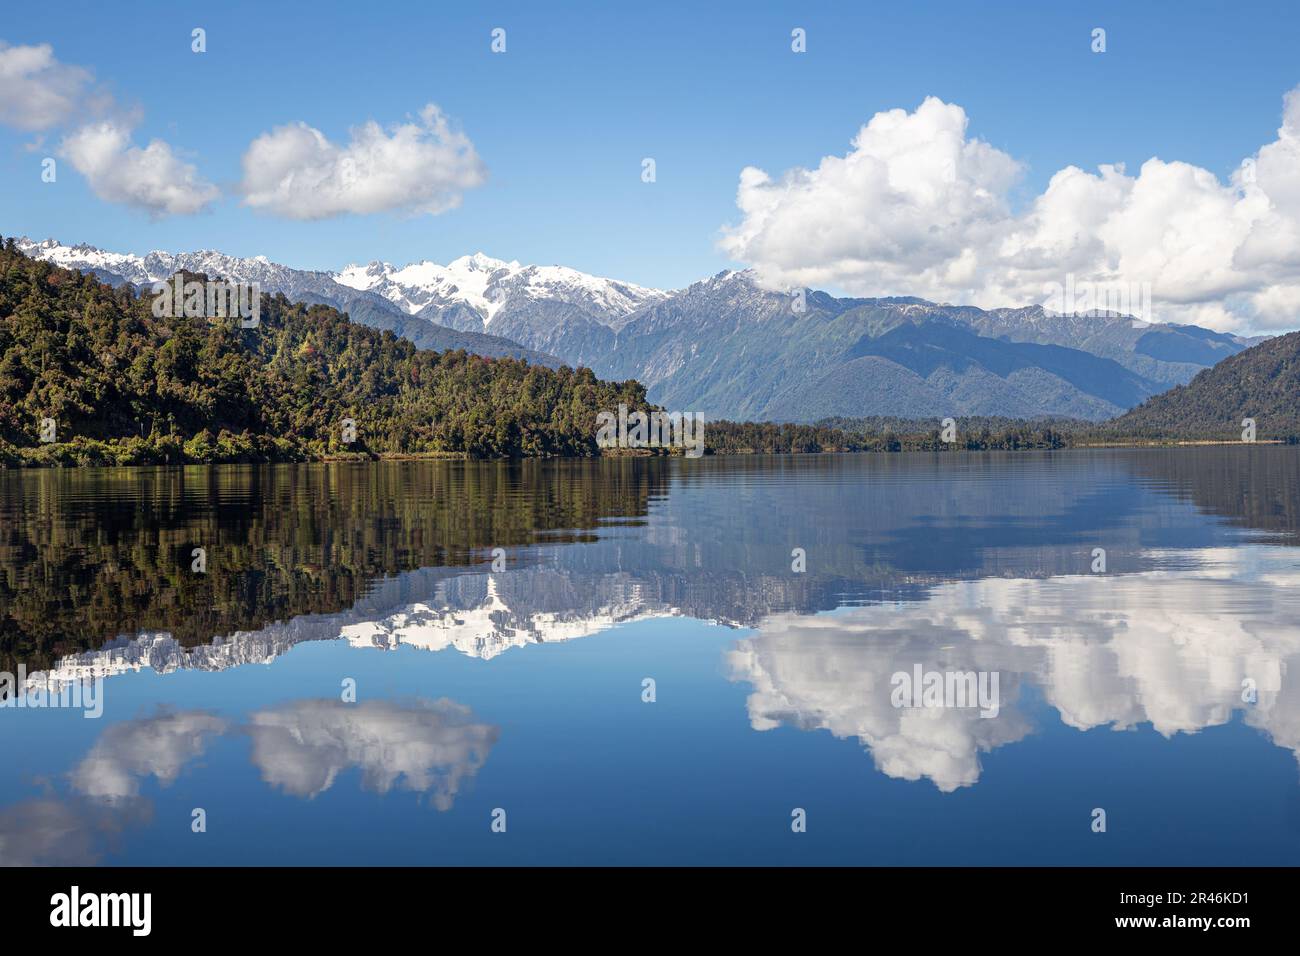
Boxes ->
[2,447,1300,865]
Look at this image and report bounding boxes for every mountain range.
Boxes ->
[17,237,1264,422]
[335,253,667,364]
[13,238,561,366]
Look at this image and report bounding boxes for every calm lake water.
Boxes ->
[2,447,1300,865]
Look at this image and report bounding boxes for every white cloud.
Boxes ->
[69,710,229,803]
[239,104,486,220]
[247,697,498,810]
[721,89,1300,334]
[0,40,218,216]
[0,41,93,131]
[59,120,220,217]
[728,547,1300,791]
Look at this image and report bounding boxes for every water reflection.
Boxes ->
[0,796,145,866]
[0,459,666,674]
[2,447,1300,863]
[0,697,497,864]
[71,710,228,803]
[246,698,498,809]
[729,547,1300,790]
[0,707,224,866]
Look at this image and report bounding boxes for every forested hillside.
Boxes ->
[0,238,652,465]
[1106,331,1300,439]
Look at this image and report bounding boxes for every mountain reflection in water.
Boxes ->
[2,447,1299,865]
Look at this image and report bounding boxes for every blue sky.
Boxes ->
[2,0,1299,302]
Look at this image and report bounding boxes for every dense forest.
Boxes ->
[704,418,1071,454]
[818,415,1088,436]
[0,238,656,466]
[1101,330,1300,440]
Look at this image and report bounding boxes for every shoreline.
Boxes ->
[1,438,1291,471]
[1071,439,1288,448]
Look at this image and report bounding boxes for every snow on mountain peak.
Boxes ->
[334,252,665,327]
[18,235,666,332]
[15,236,315,287]
[335,260,394,291]
[450,251,517,273]
[16,236,154,282]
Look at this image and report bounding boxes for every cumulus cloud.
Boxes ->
[0,41,94,130]
[728,547,1300,791]
[721,89,1300,333]
[59,120,220,217]
[1,711,215,864]
[0,696,498,862]
[0,39,218,216]
[239,104,487,219]
[69,709,229,802]
[247,697,498,810]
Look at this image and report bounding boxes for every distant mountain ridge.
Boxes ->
[18,237,1263,422]
[593,271,1258,421]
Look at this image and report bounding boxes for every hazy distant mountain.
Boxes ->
[19,238,1261,421]
[591,271,1217,421]
[1109,330,1300,439]
[958,306,1259,387]
[14,238,561,366]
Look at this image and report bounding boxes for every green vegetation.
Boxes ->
[0,459,666,674]
[1102,330,1300,441]
[0,238,655,466]
[705,417,1071,454]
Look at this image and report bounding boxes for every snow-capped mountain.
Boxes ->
[14,236,1258,421]
[19,236,307,289]
[14,237,562,366]
[336,252,668,362]
[336,252,666,327]
[21,568,681,689]
[17,236,664,367]
[336,253,517,320]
